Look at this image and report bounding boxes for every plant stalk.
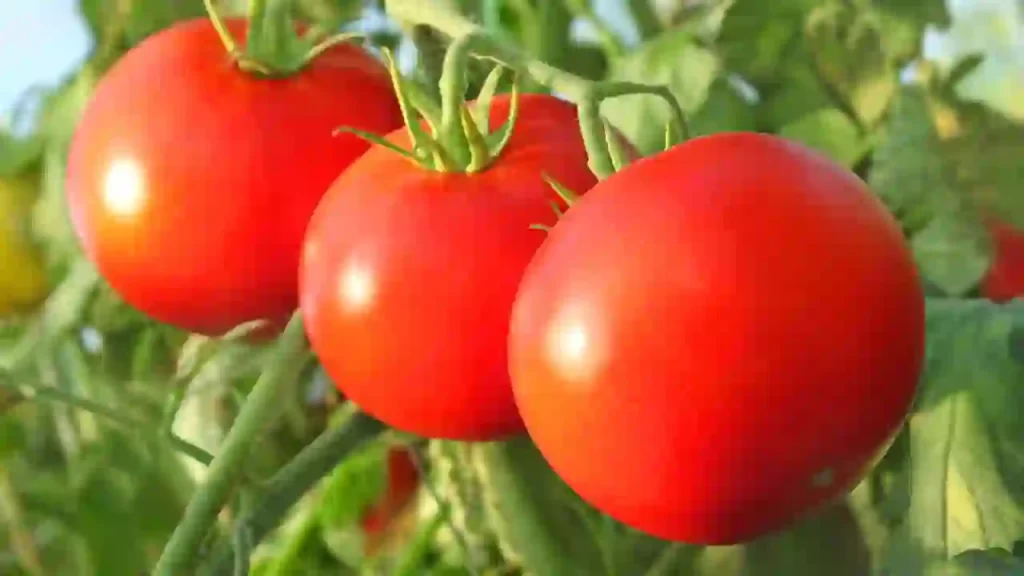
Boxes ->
[152,313,309,576]
[203,411,387,575]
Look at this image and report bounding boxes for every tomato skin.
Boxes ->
[980,218,1024,302]
[508,132,925,544]
[66,18,402,335]
[299,94,601,440]
[360,446,420,536]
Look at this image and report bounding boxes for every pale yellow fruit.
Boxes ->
[0,176,47,316]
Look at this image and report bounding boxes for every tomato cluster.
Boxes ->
[68,17,928,546]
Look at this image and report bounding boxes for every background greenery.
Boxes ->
[0,0,1023,574]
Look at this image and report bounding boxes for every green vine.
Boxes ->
[202,411,386,575]
[153,313,310,576]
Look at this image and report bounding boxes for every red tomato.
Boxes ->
[508,132,925,544]
[360,446,420,536]
[980,218,1024,302]
[66,18,402,335]
[299,94,602,440]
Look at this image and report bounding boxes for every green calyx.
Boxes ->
[336,34,522,174]
[203,0,361,78]
[529,175,581,234]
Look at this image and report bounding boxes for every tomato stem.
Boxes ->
[385,0,689,178]
[203,0,241,56]
[439,33,484,168]
[386,0,592,101]
[578,82,689,179]
[202,0,358,77]
[152,313,310,576]
[200,412,387,575]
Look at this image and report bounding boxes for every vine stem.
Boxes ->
[578,82,689,179]
[385,0,689,181]
[385,0,593,102]
[203,411,386,575]
[152,313,309,576]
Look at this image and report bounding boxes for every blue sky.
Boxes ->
[0,1,92,127]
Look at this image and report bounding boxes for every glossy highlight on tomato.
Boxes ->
[980,218,1024,302]
[508,132,925,544]
[66,18,403,335]
[299,94,603,440]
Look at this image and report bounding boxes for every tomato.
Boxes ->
[508,132,925,544]
[360,446,421,555]
[980,218,1024,302]
[66,18,402,335]
[0,176,47,316]
[299,94,602,440]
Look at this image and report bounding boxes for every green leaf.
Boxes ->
[942,103,1024,230]
[868,86,990,294]
[779,107,867,167]
[717,0,817,84]
[318,442,390,530]
[870,0,949,63]
[804,2,898,127]
[758,60,835,129]
[911,215,990,297]
[470,437,673,576]
[887,299,1024,570]
[942,547,1024,576]
[0,416,27,461]
[72,449,151,575]
[691,501,872,576]
[601,29,720,155]
[0,131,43,177]
[688,77,758,137]
[872,0,949,30]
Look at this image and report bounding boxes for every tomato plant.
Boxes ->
[508,132,926,544]
[65,17,402,336]
[3,1,1024,575]
[300,93,602,440]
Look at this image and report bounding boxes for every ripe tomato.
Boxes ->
[508,132,925,544]
[980,218,1024,302]
[360,446,421,555]
[66,18,402,335]
[0,176,47,316]
[299,94,603,440]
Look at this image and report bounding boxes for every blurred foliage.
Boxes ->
[0,0,1023,574]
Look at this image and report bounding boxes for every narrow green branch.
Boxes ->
[203,411,387,575]
[579,81,689,178]
[153,313,310,576]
